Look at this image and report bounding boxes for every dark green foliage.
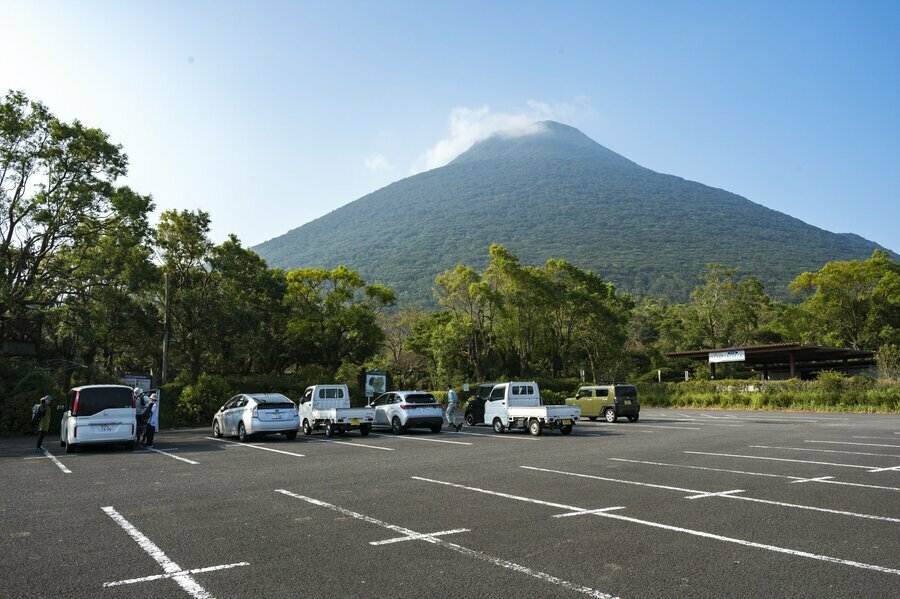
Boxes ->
[255,121,892,305]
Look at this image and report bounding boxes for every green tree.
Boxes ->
[684,263,771,348]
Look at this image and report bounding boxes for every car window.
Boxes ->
[405,394,437,404]
[74,387,133,417]
[579,388,591,397]
[303,389,312,403]
[598,389,609,397]
[615,386,637,398]
[236,398,249,408]
[489,386,505,400]
[392,395,402,404]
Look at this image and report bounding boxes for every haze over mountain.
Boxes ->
[255,121,892,304]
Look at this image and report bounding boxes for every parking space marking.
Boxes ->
[275,489,617,599]
[853,436,900,441]
[304,437,394,451]
[101,506,249,598]
[454,431,539,440]
[41,449,71,474]
[24,454,79,459]
[370,528,470,545]
[685,451,878,470]
[524,466,900,523]
[751,445,900,459]
[553,507,626,518]
[146,447,199,465]
[611,458,900,492]
[868,465,900,473]
[620,424,702,431]
[369,433,472,446]
[663,420,744,427]
[412,477,900,576]
[808,440,900,449]
[206,437,306,457]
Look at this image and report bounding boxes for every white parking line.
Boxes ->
[24,454,79,460]
[370,528,470,545]
[611,458,900,492]
[41,449,71,474]
[369,433,472,446]
[663,420,744,427]
[685,451,878,470]
[145,447,199,465]
[101,506,249,597]
[622,424,702,431]
[808,440,900,449]
[412,477,900,576]
[275,489,617,599]
[752,445,900,459]
[854,436,900,441]
[454,431,539,440]
[522,466,900,523]
[206,437,306,457]
[305,437,394,451]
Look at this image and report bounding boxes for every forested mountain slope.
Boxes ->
[255,121,891,303]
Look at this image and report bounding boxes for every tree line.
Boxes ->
[2,90,898,410]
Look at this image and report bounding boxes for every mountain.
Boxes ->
[255,121,892,304]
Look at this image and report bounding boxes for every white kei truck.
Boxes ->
[298,384,375,438]
[483,381,580,436]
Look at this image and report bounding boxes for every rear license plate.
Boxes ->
[271,413,283,419]
[99,425,113,432]
[562,419,572,425]
[350,418,360,426]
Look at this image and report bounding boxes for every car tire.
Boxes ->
[560,424,573,435]
[213,420,223,438]
[528,419,542,436]
[465,413,476,426]
[65,442,76,454]
[391,417,403,435]
[604,408,618,423]
[492,418,506,434]
[238,422,248,442]
[302,420,312,435]
[626,414,639,422]
[430,423,442,434]
[284,430,298,440]
[359,424,371,437]
[324,420,334,438]
[60,439,66,447]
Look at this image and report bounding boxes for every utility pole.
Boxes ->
[161,272,171,384]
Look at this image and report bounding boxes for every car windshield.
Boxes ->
[615,386,637,398]
[75,387,133,417]
[257,402,295,410]
[405,394,437,404]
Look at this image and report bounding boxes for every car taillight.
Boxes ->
[400,404,411,409]
[252,406,258,418]
[73,391,79,415]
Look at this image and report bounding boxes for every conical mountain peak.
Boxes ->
[449,120,637,167]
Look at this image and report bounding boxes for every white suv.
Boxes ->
[370,391,443,434]
[212,393,299,442]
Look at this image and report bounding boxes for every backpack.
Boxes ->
[31,403,45,424]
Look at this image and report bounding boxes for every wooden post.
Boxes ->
[789,353,796,379]
[763,362,769,381]
[711,362,717,379]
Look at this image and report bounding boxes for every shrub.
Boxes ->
[176,375,233,425]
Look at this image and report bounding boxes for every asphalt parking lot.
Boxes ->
[3,408,900,598]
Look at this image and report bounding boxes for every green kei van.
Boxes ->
[565,384,640,423]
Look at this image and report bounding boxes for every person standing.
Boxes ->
[446,386,460,431]
[34,395,53,453]
[142,394,158,447]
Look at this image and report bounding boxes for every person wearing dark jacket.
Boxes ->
[35,396,53,452]
[142,394,157,447]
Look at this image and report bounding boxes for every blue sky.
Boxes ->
[1,0,898,252]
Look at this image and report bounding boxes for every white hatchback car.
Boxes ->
[370,391,443,434]
[60,384,137,453]
[212,393,299,442]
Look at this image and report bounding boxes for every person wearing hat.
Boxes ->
[34,395,53,452]
[141,393,158,447]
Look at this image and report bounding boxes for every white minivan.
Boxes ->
[60,385,137,453]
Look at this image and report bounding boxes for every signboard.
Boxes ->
[365,369,387,397]
[122,373,152,391]
[709,350,745,364]
[462,383,470,392]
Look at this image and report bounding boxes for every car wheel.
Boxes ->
[430,423,443,434]
[359,424,371,437]
[65,442,76,454]
[465,413,476,426]
[302,420,312,435]
[238,422,248,442]
[284,430,298,440]
[560,424,573,435]
[324,420,334,438]
[60,439,66,447]
[391,417,403,435]
[604,408,618,423]
[492,418,506,434]
[213,420,223,438]
[528,419,542,436]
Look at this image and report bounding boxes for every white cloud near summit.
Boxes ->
[364,152,394,175]
[413,100,584,173]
